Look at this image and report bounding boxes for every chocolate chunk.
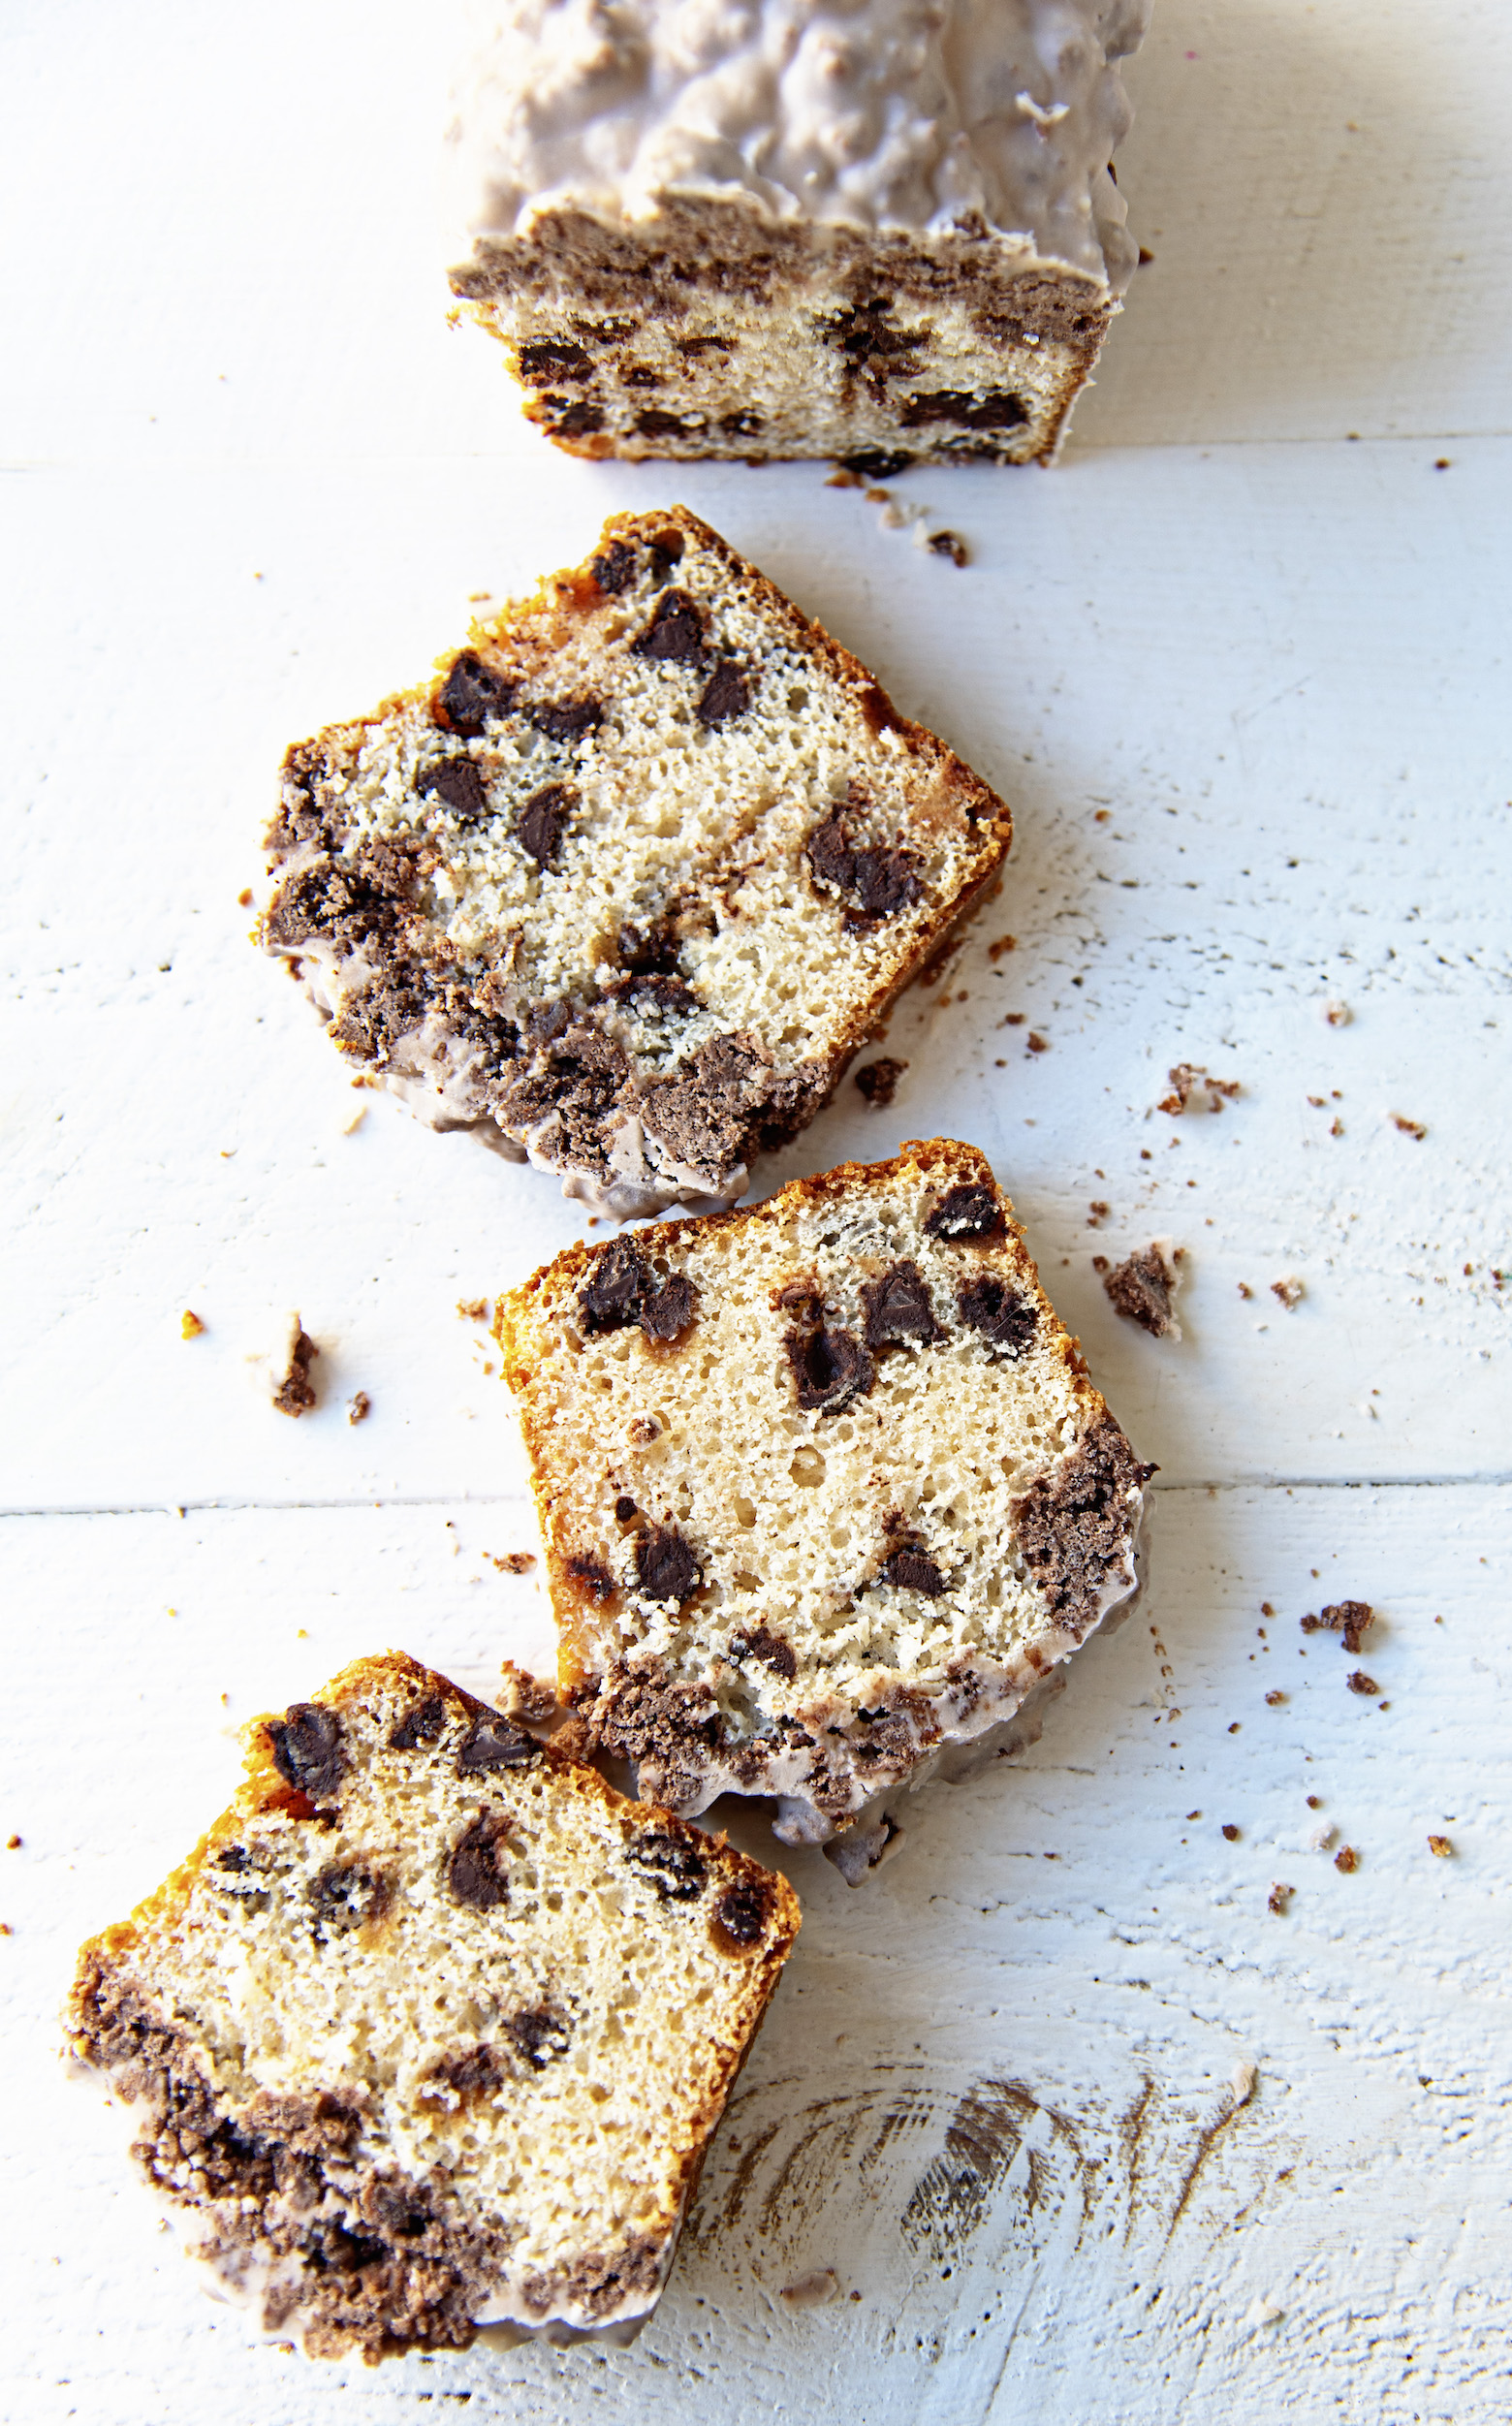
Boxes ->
[647,532,685,582]
[516,781,575,867]
[419,757,489,822]
[307,1860,390,1940]
[854,1056,906,1108]
[388,1694,446,1751]
[805,812,857,894]
[730,1624,797,1682]
[447,1813,510,1911]
[1103,1245,1179,1337]
[837,450,915,480]
[564,1552,618,1603]
[519,338,592,383]
[635,1525,702,1605]
[605,970,698,1016]
[959,1276,1037,1355]
[529,697,602,742]
[882,1548,946,1596]
[504,2006,573,2069]
[635,408,705,439]
[924,1181,1005,1242]
[215,1844,252,1873]
[439,652,518,738]
[615,917,681,976]
[784,1322,874,1411]
[851,846,921,917]
[583,1236,648,1333]
[1013,1412,1154,1642]
[591,540,637,594]
[546,400,604,437]
[862,1260,942,1347]
[267,1702,346,1803]
[711,1879,772,1950]
[625,1828,708,1902]
[640,1274,697,1343]
[614,1495,638,1522]
[697,661,749,726]
[633,587,708,668]
[457,1713,539,1773]
[719,409,764,437]
[425,2044,501,2101]
[899,388,1027,432]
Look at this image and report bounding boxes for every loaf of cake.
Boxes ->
[496,1140,1152,1854]
[259,506,1009,1216]
[64,1652,800,2360]
[445,0,1150,469]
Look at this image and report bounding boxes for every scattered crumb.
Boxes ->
[1265,1690,1286,1706]
[1025,1031,1049,1053]
[1091,1253,1110,1275]
[1268,1883,1294,1915]
[825,469,863,488]
[1330,1118,1344,1137]
[347,1391,371,1426]
[1245,2298,1285,2327]
[1434,457,1451,470]
[926,528,969,567]
[987,935,1017,960]
[269,1314,318,1417]
[1002,1012,1025,1026]
[180,1309,205,1339]
[1231,2060,1257,2106]
[498,1659,557,1723]
[457,1299,489,1322]
[1087,1200,1111,1225]
[780,2270,839,2310]
[1390,1113,1428,1140]
[1428,1835,1453,1859]
[1186,1810,1202,1820]
[1103,1241,1183,1339]
[0,1923,13,1937]
[854,1056,907,1109]
[1261,1603,1275,1617]
[1308,1824,1336,1852]
[1229,1722,1241,1734]
[341,1104,368,1134]
[1222,1823,1241,1842]
[1324,1001,1351,1026]
[236,887,254,908]
[5,1836,18,1851]
[1237,1281,1252,1299]
[1334,1845,1359,1874]
[1345,1670,1380,1696]
[491,1552,537,1576]
[1302,1600,1375,1652]
[1271,1276,1305,1310]
[1158,1062,1240,1115]
[1307,1095,1326,1109]
[1306,1794,1322,1809]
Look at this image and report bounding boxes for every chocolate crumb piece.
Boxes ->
[272,1325,319,1417]
[783,1318,874,1411]
[729,1624,797,1682]
[516,782,576,867]
[1265,1689,1285,1706]
[1091,1254,1110,1275]
[497,1659,555,1722]
[1390,1113,1428,1140]
[635,1525,702,1605]
[711,1880,772,1951]
[529,697,602,742]
[268,1702,346,1803]
[633,588,708,668]
[862,1259,941,1348]
[1271,1276,1305,1310]
[1221,1823,1240,1842]
[1346,1670,1380,1696]
[626,1828,707,1902]
[1306,1794,1322,1809]
[927,529,969,567]
[419,757,489,822]
[347,1391,370,1425]
[854,1055,907,1108]
[924,1181,1004,1242]
[504,2005,573,2069]
[958,1275,1036,1355]
[1299,1599,1376,1653]
[881,1548,946,1596]
[457,1713,540,1773]
[1103,1244,1182,1338]
[180,1309,205,1339]
[1334,1844,1359,1874]
[1268,1881,1293,1915]
[1428,1835,1453,1858]
[491,1551,536,1575]
[696,662,749,726]
[439,651,518,737]
[447,1812,511,1910]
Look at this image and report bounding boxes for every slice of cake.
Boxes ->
[259,506,1010,1216]
[444,0,1150,469]
[64,1653,799,2360]
[496,1139,1152,1854]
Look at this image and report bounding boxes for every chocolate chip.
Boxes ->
[583,1236,648,1332]
[837,450,915,480]
[640,1274,697,1343]
[696,662,749,726]
[648,532,685,582]
[626,1828,708,1902]
[457,1713,539,1773]
[633,587,707,667]
[614,1495,638,1522]
[419,757,488,821]
[785,1323,874,1411]
[307,1860,390,1939]
[635,1525,701,1605]
[267,1702,346,1803]
[516,782,575,867]
[591,541,637,594]
[447,1813,510,1911]
[854,1057,906,1108]
[389,1694,447,1751]
[545,401,604,437]
[711,1879,772,1950]
[529,697,602,742]
[504,2006,573,2068]
[959,1276,1037,1355]
[215,1844,252,1873]
[439,652,518,738]
[862,1260,941,1348]
[851,846,921,918]
[882,1548,946,1596]
[719,409,764,438]
[899,388,1027,432]
[925,1181,1005,1242]
[519,339,592,383]
[730,1624,798,1682]
[806,812,856,893]
[635,408,705,439]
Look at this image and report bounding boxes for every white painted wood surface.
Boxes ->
[3,3,1511,2419]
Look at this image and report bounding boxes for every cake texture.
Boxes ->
[258,506,1010,1216]
[445,0,1150,467]
[64,1652,799,2360]
[496,1140,1152,1851]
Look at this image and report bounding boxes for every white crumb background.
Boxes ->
[2,1,1510,2419]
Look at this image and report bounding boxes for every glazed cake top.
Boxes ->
[445,0,1149,288]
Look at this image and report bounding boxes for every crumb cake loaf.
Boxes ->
[496,1140,1152,1847]
[445,0,1150,469]
[65,1653,799,2360]
[259,507,1010,1216]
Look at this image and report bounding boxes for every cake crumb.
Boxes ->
[854,1057,907,1108]
[1306,1794,1321,1809]
[1428,1835,1453,1858]
[988,935,1017,960]
[780,2269,839,2309]
[1231,2060,1257,2106]
[1103,1241,1183,1338]
[180,1310,205,1339]
[347,1391,371,1425]
[1158,1062,1240,1115]
[1301,1599,1375,1652]
[1222,1823,1241,1842]
[1265,1689,1285,1706]
[491,1552,537,1576]
[498,1658,557,1723]
[5,1835,19,1851]
[1025,1031,1049,1053]
[269,1315,318,1417]
[1345,1670,1380,1696]
[1334,1844,1359,1874]
[1271,1275,1305,1310]
[1391,1113,1428,1140]
[1268,1882,1293,1915]
[457,1299,489,1322]
[236,888,254,908]
[1324,1000,1351,1025]
[926,528,969,567]
[341,1103,368,1134]
[1309,1823,1336,1852]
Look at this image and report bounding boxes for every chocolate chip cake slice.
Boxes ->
[496,1140,1152,1854]
[65,1653,799,2361]
[260,507,1010,1216]
[445,0,1150,468]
